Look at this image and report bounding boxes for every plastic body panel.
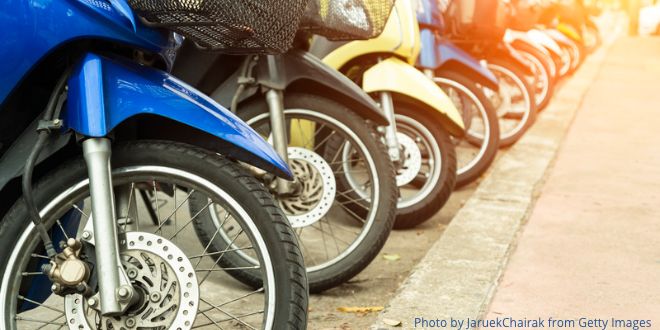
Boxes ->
[362,57,464,137]
[200,50,390,126]
[527,29,563,57]
[0,0,169,105]
[64,53,292,178]
[321,0,420,69]
[545,29,579,47]
[417,30,499,90]
[557,23,583,43]
[416,0,498,89]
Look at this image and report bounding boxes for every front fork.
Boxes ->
[264,55,298,195]
[82,138,134,316]
[379,91,401,163]
[265,88,297,195]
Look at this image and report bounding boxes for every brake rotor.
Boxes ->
[64,232,199,329]
[395,132,422,186]
[279,147,336,228]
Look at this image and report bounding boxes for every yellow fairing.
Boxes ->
[363,58,465,136]
[322,0,420,70]
[557,23,583,43]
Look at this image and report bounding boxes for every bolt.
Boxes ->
[125,317,136,328]
[149,291,161,303]
[127,269,138,279]
[51,284,58,292]
[87,298,97,307]
[117,286,130,299]
[81,231,92,240]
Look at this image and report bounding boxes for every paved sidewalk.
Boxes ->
[485,37,660,321]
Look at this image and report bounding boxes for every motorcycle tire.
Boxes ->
[487,57,538,148]
[0,140,308,329]
[192,93,397,293]
[513,42,557,112]
[389,99,457,229]
[434,70,500,187]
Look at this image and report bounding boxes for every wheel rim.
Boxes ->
[235,109,381,272]
[434,77,492,177]
[392,113,443,209]
[559,46,572,76]
[0,166,277,329]
[521,52,550,107]
[486,64,533,141]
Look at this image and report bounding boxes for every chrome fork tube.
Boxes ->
[266,89,289,163]
[265,89,296,194]
[82,138,133,315]
[380,91,401,162]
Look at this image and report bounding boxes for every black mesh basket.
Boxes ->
[126,0,309,54]
[445,0,510,41]
[299,0,395,40]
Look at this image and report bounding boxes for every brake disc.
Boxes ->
[394,132,422,186]
[278,147,336,228]
[64,232,199,329]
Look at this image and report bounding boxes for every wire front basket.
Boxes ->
[127,0,309,54]
[300,0,395,40]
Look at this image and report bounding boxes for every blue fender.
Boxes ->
[64,53,292,179]
[417,33,499,91]
[435,40,499,91]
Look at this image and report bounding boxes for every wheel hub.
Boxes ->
[64,232,199,329]
[278,147,336,228]
[395,132,422,186]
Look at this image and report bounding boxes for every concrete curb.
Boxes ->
[372,15,624,330]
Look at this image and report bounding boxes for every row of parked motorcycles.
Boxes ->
[0,0,600,328]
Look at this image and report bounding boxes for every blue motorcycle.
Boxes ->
[417,0,501,187]
[0,0,309,328]
[441,0,539,147]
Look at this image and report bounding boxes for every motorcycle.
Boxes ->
[172,28,399,292]
[0,0,311,328]
[526,28,567,81]
[505,29,558,111]
[311,0,466,229]
[416,0,501,187]
[443,0,538,147]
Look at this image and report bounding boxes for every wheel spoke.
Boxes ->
[308,224,353,246]
[200,288,264,312]
[154,188,195,234]
[17,295,63,315]
[312,130,337,152]
[199,297,258,330]
[167,200,212,241]
[197,228,245,285]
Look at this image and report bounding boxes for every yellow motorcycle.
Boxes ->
[310,0,465,228]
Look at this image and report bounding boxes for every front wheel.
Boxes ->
[434,71,500,187]
[0,141,308,329]
[192,93,397,293]
[513,42,557,112]
[391,100,457,229]
[486,57,538,147]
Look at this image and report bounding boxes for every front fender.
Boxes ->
[545,29,578,47]
[279,50,389,126]
[527,29,563,58]
[64,53,292,179]
[557,23,583,43]
[435,40,499,91]
[362,57,464,136]
[493,43,535,76]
